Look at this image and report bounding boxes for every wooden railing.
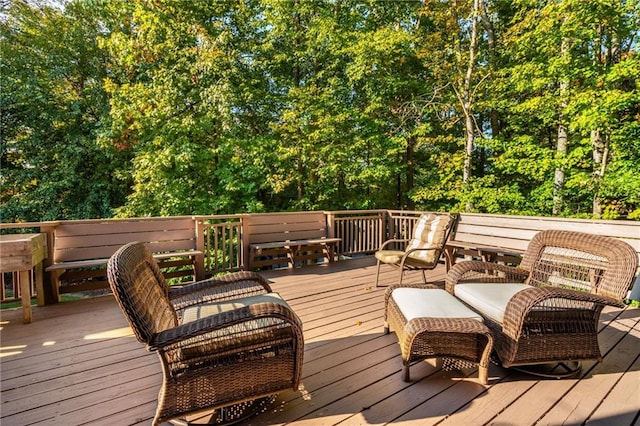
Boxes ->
[329,210,386,256]
[1,211,639,304]
[196,215,243,274]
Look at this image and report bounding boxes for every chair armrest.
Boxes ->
[378,239,410,251]
[399,246,440,265]
[148,301,302,351]
[168,271,272,310]
[445,261,530,293]
[501,286,624,340]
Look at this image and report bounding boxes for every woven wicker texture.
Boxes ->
[445,229,638,369]
[107,242,304,425]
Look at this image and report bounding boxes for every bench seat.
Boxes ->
[444,240,523,272]
[44,217,202,300]
[249,238,341,269]
[46,250,203,271]
[244,213,341,270]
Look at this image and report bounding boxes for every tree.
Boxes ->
[496,0,640,217]
[1,0,128,221]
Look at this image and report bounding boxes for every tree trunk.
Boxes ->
[478,1,499,137]
[552,34,570,216]
[553,121,567,215]
[591,129,608,217]
[405,137,415,210]
[461,0,480,212]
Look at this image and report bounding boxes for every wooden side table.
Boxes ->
[0,234,47,323]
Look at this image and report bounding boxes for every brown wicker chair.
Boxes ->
[107,242,304,425]
[375,213,457,287]
[445,230,638,377]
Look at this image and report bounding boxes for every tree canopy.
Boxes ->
[2,0,639,222]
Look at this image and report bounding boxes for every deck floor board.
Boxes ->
[1,256,638,425]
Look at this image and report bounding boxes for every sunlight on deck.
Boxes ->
[84,326,133,340]
[0,345,26,358]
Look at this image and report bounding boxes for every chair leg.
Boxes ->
[421,269,427,284]
[375,260,382,287]
[398,268,405,286]
[402,363,411,382]
[478,365,488,385]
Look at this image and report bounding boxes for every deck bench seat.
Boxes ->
[444,240,524,272]
[249,238,342,269]
[244,213,341,270]
[44,217,202,300]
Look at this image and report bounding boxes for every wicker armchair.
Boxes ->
[445,230,638,376]
[107,242,304,425]
[375,213,457,287]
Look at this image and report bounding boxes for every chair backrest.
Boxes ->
[520,230,638,301]
[406,213,457,264]
[107,242,178,345]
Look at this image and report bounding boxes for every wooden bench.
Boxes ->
[444,213,640,272]
[45,217,202,300]
[244,212,341,270]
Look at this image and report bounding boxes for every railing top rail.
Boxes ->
[0,221,60,230]
[326,209,388,215]
[459,212,640,226]
[193,215,243,221]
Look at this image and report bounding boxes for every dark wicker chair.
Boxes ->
[445,230,638,377]
[107,242,304,425]
[374,213,457,287]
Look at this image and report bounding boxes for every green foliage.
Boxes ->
[1,0,129,221]
[2,0,639,221]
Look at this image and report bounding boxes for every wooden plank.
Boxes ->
[54,238,196,263]
[247,220,327,234]
[536,322,640,425]
[54,217,195,237]
[248,229,327,244]
[456,214,640,251]
[0,257,637,426]
[450,232,531,251]
[485,308,638,425]
[254,340,404,424]
[459,213,640,235]
[455,222,538,241]
[245,212,326,226]
[585,349,640,425]
[54,229,195,252]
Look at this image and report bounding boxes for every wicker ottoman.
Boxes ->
[384,285,493,384]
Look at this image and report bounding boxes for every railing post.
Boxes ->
[241,214,249,271]
[382,210,390,244]
[39,222,58,305]
[326,211,336,238]
[194,216,206,281]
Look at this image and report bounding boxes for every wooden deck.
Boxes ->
[1,257,639,426]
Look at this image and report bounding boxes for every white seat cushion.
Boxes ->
[182,292,290,323]
[454,283,530,324]
[391,288,483,322]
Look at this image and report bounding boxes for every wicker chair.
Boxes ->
[445,230,638,377]
[375,213,457,287]
[107,242,304,425]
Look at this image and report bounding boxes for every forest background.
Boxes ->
[2,0,639,223]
